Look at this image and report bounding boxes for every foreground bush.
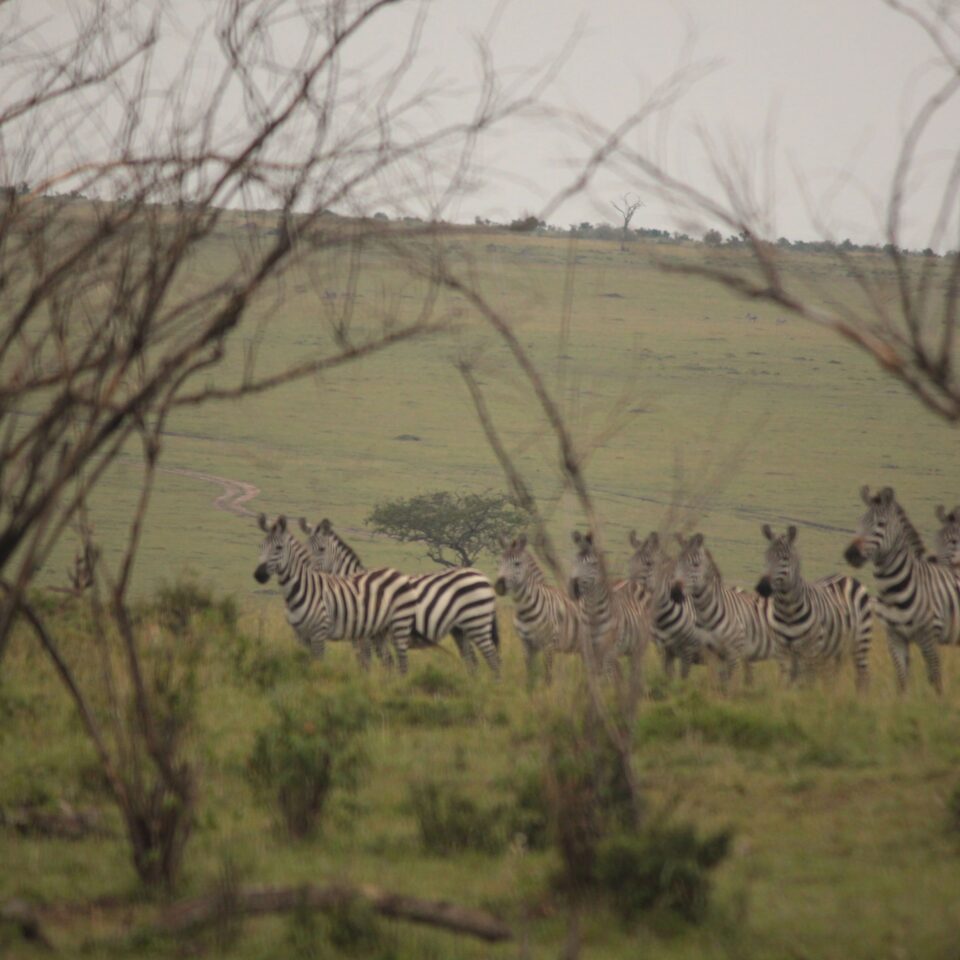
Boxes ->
[248,689,369,838]
[409,780,506,855]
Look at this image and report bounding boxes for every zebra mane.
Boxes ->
[329,526,365,570]
[893,499,926,558]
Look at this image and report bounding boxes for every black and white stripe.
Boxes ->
[846,486,960,693]
[934,504,960,568]
[627,530,705,681]
[300,516,500,675]
[495,534,583,683]
[569,530,647,675]
[254,514,416,670]
[758,524,872,691]
[673,533,782,685]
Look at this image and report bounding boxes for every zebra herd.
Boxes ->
[253,485,960,693]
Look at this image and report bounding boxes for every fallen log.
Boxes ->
[159,882,512,943]
[0,802,110,840]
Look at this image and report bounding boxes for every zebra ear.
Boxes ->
[674,532,685,548]
[629,529,640,549]
[880,487,894,505]
[860,484,871,505]
[258,513,269,532]
[936,504,947,523]
[762,524,774,541]
[648,531,659,548]
[585,531,594,545]
[277,515,287,531]
[571,531,583,546]
[498,534,511,550]
[692,533,704,548]
[299,517,313,534]
[319,518,333,534]
[787,525,797,542]
[516,533,528,550]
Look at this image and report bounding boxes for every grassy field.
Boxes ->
[1,595,959,959]
[4,217,960,957]
[24,215,959,600]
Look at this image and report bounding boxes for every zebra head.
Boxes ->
[673,532,710,602]
[845,486,905,568]
[934,504,960,567]
[254,513,289,583]
[495,534,531,596]
[627,530,662,591]
[756,524,799,597]
[299,516,337,571]
[569,530,599,600]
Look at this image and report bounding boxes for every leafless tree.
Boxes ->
[611,192,644,251]
[0,0,560,889]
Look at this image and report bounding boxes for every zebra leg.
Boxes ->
[917,636,943,695]
[885,633,910,693]
[663,649,676,680]
[451,627,479,674]
[543,645,554,686]
[521,633,538,689]
[469,627,501,678]
[374,633,395,671]
[679,654,692,680]
[743,658,754,687]
[354,636,373,671]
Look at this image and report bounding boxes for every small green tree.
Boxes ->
[367,491,528,567]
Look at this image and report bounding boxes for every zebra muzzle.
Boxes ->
[670,581,685,604]
[494,577,507,596]
[756,576,773,598]
[844,541,866,567]
[253,564,270,584]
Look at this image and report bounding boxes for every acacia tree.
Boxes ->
[367,491,528,567]
[0,0,557,890]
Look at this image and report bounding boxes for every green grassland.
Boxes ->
[3,217,960,957]
[22,213,959,597]
[1,599,959,959]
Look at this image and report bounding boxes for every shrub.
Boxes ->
[947,783,960,833]
[595,823,733,923]
[248,689,369,838]
[147,578,238,635]
[504,765,551,851]
[409,663,466,697]
[409,780,505,855]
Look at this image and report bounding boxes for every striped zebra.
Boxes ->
[845,486,960,694]
[494,534,583,684]
[254,514,416,671]
[934,504,960,567]
[299,517,500,676]
[757,524,872,691]
[627,530,705,681]
[672,533,782,685]
[569,530,647,675]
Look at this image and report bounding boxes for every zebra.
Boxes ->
[672,532,783,686]
[627,530,706,681]
[299,516,501,676]
[569,530,648,676]
[845,486,960,694]
[934,504,960,568]
[757,524,872,691]
[494,534,583,684]
[254,514,416,671]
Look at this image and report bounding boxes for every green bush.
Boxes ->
[148,578,238,636]
[248,689,369,838]
[947,783,960,834]
[636,690,804,751]
[595,823,733,923]
[408,663,466,697]
[230,628,307,692]
[409,780,505,855]
[503,766,551,851]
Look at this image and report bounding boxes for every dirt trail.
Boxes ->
[160,467,260,517]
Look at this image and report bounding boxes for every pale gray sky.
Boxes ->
[10,0,960,248]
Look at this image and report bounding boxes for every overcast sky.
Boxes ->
[13,0,960,249]
[379,0,960,247]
